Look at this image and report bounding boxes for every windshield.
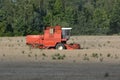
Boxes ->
[62,28,72,40]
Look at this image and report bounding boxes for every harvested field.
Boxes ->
[0,36,120,80]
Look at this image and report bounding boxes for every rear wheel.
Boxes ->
[55,43,65,50]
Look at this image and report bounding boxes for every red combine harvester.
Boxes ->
[26,25,80,50]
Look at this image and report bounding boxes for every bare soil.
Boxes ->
[0,36,120,80]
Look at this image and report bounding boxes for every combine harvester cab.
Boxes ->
[26,25,80,50]
[61,27,80,50]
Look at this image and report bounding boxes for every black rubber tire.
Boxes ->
[55,43,65,50]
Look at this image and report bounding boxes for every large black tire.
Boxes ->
[55,43,65,50]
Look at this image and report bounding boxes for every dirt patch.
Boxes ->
[0,36,120,80]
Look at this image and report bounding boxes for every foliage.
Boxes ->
[52,53,66,60]
[0,0,120,36]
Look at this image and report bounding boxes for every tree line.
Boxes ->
[0,0,120,36]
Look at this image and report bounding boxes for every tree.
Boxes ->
[109,0,120,34]
[0,0,14,36]
[0,0,120,36]
[92,8,110,34]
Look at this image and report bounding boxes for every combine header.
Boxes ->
[26,25,80,50]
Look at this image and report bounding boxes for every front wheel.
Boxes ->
[55,43,65,50]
